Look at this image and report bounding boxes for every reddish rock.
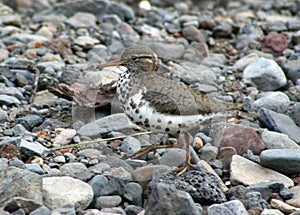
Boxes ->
[264,33,288,53]
[213,124,265,155]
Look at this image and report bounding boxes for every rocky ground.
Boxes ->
[1,0,300,214]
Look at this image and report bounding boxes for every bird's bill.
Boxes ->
[98,60,124,69]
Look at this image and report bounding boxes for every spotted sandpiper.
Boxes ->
[100,44,242,175]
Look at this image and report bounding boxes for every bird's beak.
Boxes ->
[98,60,124,70]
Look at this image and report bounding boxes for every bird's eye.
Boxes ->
[132,57,139,61]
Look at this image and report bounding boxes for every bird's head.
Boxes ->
[99,45,158,73]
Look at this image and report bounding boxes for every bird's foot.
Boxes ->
[174,161,196,176]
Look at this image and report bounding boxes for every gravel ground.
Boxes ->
[1,0,300,214]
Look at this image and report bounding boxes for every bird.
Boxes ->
[99,44,243,175]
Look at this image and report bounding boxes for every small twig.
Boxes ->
[49,131,153,151]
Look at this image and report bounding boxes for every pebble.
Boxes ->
[253,91,290,112]
[53,129,76,146]
[95,195,122,209]
[120,136,141,155]
[60,162,88,175]
[230,155,294,188]
[42,176,93,211]
[66,12,97,28]
[159,148,186,167]
[261,130,300,149]
[124,182,143,206]
[19,139,49,157]
[207,199,247,215]
[243,57,287,91]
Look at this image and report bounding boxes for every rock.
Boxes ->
[32,90,58,106]
[286,185,300,207]
[74,36,100,49]
[17,115,43,131]
[98,177,126,196]
[213,124,265,155]
[260,209,284,215]
[124,182,143,206]
[29,206,51,215]
[198,144,218,161]
[159,148,186,167]
[77,148,103,160]
[0,95,21,106]
[247,181,284,201]
[95,195,122,209]
[264,33,288,53]
[101,156,133,173]
[271,199,300,214]
[1,197,42,214]
[207,200,247,215]
[88,163,110,174]
[42,176,93,211]
[25,163,45,175]
[66,12,97,28]
[145,183,201,215]
[60,162,88,175]
[0,143,21,160]
[243,57,287,91]
[233,52,260,71]
[258,108,300,143]
[230,155,294,188]
[107,167,132,181]
[124,205,144,215]
[88,175,109,198]
[260,149,300,175]
[253,92,290,112]
[19,139,49,157]
[0,168,42,204]
[150,169,226,204]
[143,42,185,60]
[261,130,300,149]
[120,136,141,155]
[53,129,76,146]
[78,113,135,138]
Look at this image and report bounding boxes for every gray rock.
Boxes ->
[253,92,290,112]
[88,175,109,198]
[78,113,135,138]
[260,149,300,175]
[95,195,122,209]
[42,176,93,211]
[247,181,284,201]
[101,156,134,173]
[88,163,111,174]
[0,168,42,204]
[60,162,88,175]
[208,200,247,215]
[145,183,201,215]
[25,163,45,175]
[66,12,97,28]
[0,83,24,100]
[261,130,300,149]
[0,109,9,122]
[143,41,185,60]
[29,206,51,215]
[17,115,43,131]
[159,148,186,167]
[11,124,30,136]
[0,158,8,171]
[287,102,300,126]
[3,33,49,45]
[124,182,143,206]
[124,205,144,215]
[101,207,126,215]
[107,167,132,181]
[150,169,226,204]
[77,148,103,159]
[99,177,126,196]
[19,139,49,157]
[198,144,218,162]
[36,61,65,72]
[1,197,42,214]
[243,58,287,91]
[120,136,141,155]
[0,95,21,106]
[258,108,300,143]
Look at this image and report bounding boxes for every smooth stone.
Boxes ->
[0,95,21,106]
[32,90,58,106]
[261,130,300,149]
[142,42,185,60]
[17,115,43,130]
[101,156,133,173]
[25,163,45,175]
[233,52,260,71]
[144,183,201,215]
[208,200,247,215]
[78,113,135,138]
[260,149,300,175]
[258,108,300,143]
[77,148,103,159]
[0,168,42,204]
[106,167,132,181]
[95,195,122,209]
[253,92,290,112]
[60,162,88,175]
[98,177,126,196]
[88,175,109,198]
[11,124,30,136]
[1,197,42,215]
[42,176,93,211]
[198,144,218,162]
[66,12,97,28]
[53,129,76,146]
[124,182,143,206]
[159,148,185,167]
[88,163,110,174]
[271,199,300,214]
[260,209,284,215]
[230,155,294,188]
[243,57,287,91]
[29,206,51,215]
[286,185,300,207]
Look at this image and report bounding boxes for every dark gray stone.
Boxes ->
[121,136,141,155]
[145,183,201,215]
[258,108,300,143]
[207,200,247,215]
[260,149,300,175]
[99,178,126,196]
[150,169,226,204]
[19,140,49,157]
[124,182,143,206]
[25,163,45,175]
[2,197,42,214]
[279,187,294,200]
[88,175,109,198]
[17,115,43,131]
[124,205,144,215]
[29,206,51,215]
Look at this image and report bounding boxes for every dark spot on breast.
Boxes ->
[168,121,172,124]
[155,125,162,130]
[157,118,162,123]
[144,118,150,128]
[139,115,143,119]
[165,128,170,132]
[135,109,140,114]
[129,99,137,109]
[178,123,182,128]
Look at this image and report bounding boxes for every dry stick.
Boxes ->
[49,131,153,151]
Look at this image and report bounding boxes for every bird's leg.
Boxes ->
[174,132,196,176]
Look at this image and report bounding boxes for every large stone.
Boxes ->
[261,130,300,149]
[42,176,93,211]
[260,149,300,175]
[230,155,294,188]
[243,57,287,91]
